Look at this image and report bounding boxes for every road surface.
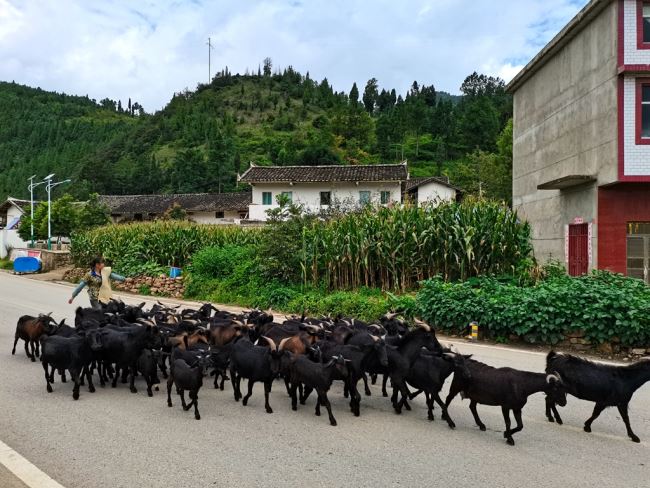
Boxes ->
[0,272,648,488]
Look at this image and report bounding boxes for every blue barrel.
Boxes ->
[169,267,182,278]
[13,256,42,274]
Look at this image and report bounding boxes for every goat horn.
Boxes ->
[278,337,291,351]
[414,318,431,332]
[261,336,278,350]
[546,374,558,384]
[304,324,320,333]
[370,335,380,342]
[384,312,397,320]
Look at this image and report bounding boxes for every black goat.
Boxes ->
[407,351,472,427]
[229,336,283,413]
[166,347,211,420]
[445,359,566,445]
[287,354,350,426]
[40,332,96,400]
[137,349,162,397]
[545,351,650,442]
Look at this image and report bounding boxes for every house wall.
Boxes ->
[189,210,242,224]
[0,230,29,259]
[512,1,618,266]
[248,182,402,221]
[416,182,456,206]
[7,205,23,222]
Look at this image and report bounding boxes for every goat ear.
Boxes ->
[463,354,473,359]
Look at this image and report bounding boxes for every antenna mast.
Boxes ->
[207,37,214,83]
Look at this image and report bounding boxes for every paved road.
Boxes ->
[0,272,648,488]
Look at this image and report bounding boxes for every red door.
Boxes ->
[568,223,589,276]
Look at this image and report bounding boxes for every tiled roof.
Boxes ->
[405,176,462,192]
[0,198,35,215]
[99,192,252,215]
[239,163,408,183]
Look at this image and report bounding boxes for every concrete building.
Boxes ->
[238,163,409,221]
[508,0,650,282]
[404,176,461,206]
[99,193,251,224]
[0,198,33,258]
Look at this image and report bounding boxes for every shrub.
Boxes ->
[190,245,257,281]
[416,271,650,347]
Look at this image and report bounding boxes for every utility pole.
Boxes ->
[43,174,71,250]
[207,37,214,83]
[27,175,46,248]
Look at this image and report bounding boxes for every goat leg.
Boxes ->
[166,377,173,407]
[230,367,240,401]
[71,369,81,401]
[43,361,53,393]
[301,385,313,405]
[370,373,377,385]
[25,340,33,361]
[60,368,67,383]
[263,380,273,414]
[470,401,486,431]
[290,383,299,411]
[502,406,515,445]
[192,391,200,420]
[11,335,18,355]
[583,403,606,433]
[361,373,371,396]
[180,390,190,410]
[320,392,337,426]
[129,365,138,393]
[34,340,40,358]
[242,380,254,406]
[617,403,640,443]
[85,366,95,393]
[425,392,434,421]
[433,392,455,429]
[381,374,389,397]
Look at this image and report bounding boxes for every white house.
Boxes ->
[404,176,461,206]
[0,198,33,258]
[238,163,409,221]
[99,193,251,224]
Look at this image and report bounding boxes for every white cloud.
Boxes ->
[0,0,589,110]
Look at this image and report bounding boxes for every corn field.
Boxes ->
[302,199,532,292]
[71,221,262,269]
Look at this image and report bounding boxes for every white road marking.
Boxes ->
[0,439,66,488]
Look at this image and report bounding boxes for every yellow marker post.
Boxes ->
[470,321,479,341]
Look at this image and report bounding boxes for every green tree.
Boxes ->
[362,78,378,114]
[78,193,110,230]
[349,82,359,106]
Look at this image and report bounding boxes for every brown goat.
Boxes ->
[12,314,57,362]
[210,321,249,347]
[168,330,210,350]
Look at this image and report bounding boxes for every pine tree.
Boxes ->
[349,82,359,106]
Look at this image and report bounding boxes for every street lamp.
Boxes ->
[27,175,46,248]
[44,174,71,250]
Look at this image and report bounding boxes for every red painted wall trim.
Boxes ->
[620,63,650,72]
[620,0,626,67]
[637,0,650,50]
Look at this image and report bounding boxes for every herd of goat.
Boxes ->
[10,300,650,445]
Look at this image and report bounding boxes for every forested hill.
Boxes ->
[0,63,513,203]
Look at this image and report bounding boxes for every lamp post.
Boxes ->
[43,174,71,250]
[27,175,46,248]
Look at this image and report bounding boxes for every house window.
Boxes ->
[359,191,371,205]
[133,213,143,221]
[320,191,331,206]
[636,79,650,144]
[281,191,293,203]
[262,192,272,205]
[643,85,650,139]
[380,191,391,205]
[215,211,225,219]
[637,2,650,48]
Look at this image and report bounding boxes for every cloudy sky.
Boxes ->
[0,0,588,111]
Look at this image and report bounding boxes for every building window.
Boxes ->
[380,191,391,204]
[320,191,331,206]
[638,2,650,48]
[627,222,650,283]
[133,213,143,221]
[281,191,293,203]
[215,211,225,219]
[636,79,650,144]
[262,192,272,205]
[359,191,371,205]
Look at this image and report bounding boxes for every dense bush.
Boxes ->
[71,221,261,274]
[417,271,650,347]
[302,198,532,292]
